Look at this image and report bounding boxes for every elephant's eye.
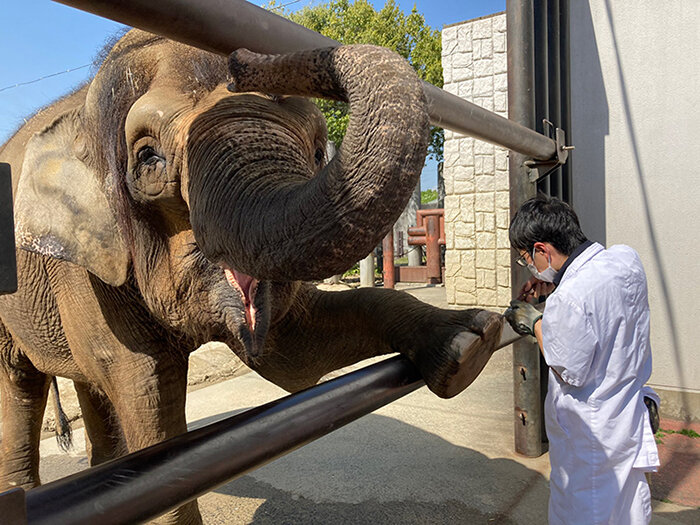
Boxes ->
[137,145,164,166]
[314,147,325,166]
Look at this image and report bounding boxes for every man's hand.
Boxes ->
[504,300,543,337]
[517,277,555,303]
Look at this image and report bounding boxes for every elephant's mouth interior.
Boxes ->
[223,267,259,332]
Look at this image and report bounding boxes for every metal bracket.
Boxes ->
[523,120,574,182]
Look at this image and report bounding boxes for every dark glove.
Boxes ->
[504,300,543,337]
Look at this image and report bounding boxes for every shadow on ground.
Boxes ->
[215,476,516,524]
[203,412,545,524]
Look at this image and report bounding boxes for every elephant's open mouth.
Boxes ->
[222,266,259,333]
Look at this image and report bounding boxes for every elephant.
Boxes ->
[0,29,503,524]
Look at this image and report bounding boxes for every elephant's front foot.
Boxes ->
[416,310,504,399]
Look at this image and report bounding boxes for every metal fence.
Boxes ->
[0,0,569,521]
[21,326,528,525]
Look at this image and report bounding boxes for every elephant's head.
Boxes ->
[10,30,429,361]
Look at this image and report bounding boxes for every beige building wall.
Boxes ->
[570,1,700,421]
[441,13,510,309]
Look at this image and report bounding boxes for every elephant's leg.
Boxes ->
[0,324,51,490]
[107,352,202,525]
[74,382,126,466]
[259,286,503,398]
[49,270,202,524]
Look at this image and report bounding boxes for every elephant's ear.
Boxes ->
[14,113,129,286]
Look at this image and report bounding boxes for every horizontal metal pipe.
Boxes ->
[26,322,523,524]
[423,82,555,159]
[53,0,557,160]
[26,356,423,525]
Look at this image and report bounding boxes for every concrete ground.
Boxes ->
[38,283,699,524]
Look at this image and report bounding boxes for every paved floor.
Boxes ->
[651,418,700,509]
[37,283,699,524]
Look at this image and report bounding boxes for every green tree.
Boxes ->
[420,188,438,204]
[269,0,444,162]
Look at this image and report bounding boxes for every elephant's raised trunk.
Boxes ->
[188,45,429,281]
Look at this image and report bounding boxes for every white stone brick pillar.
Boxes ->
[442,13,511,309]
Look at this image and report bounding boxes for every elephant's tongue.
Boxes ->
[223,268,258,332]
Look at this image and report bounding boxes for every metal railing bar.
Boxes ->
[53,0,557,161]
[25,322,523,524]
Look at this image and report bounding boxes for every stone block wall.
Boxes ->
[441,12,511,309]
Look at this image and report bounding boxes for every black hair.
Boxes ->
[509,194,588,256]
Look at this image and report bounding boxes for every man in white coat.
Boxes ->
[504,194,659,525]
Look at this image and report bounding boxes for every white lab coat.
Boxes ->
[541,242,659,525]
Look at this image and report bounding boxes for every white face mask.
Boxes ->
[527,247,557,283]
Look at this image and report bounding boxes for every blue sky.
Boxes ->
[0,0,505,188]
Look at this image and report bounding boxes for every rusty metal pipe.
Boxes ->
[407,235,426,246]
[53,0,557,160]
[424,215,441,284]
[382,231,395,289]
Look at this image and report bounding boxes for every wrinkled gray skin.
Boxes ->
[0,30,502,524]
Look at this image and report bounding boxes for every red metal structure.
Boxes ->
[383,209,445,288]
[407,209,445,284]
[381,209,444,287]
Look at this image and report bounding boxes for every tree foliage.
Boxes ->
[420,188,438,204]
[268,0,444,162]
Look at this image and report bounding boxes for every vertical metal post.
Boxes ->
[546,0,563,199]
[559,0,573,204]
[382,231,395,289]
[408,182,422,267]
[437,162,445,209]
[534,0,556,446]
[424,214,441,284]
[533,0,550,196]
[359,253,375,288]
[507,0,545,457]
[0,163,17,295]
[324,142,342,285]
